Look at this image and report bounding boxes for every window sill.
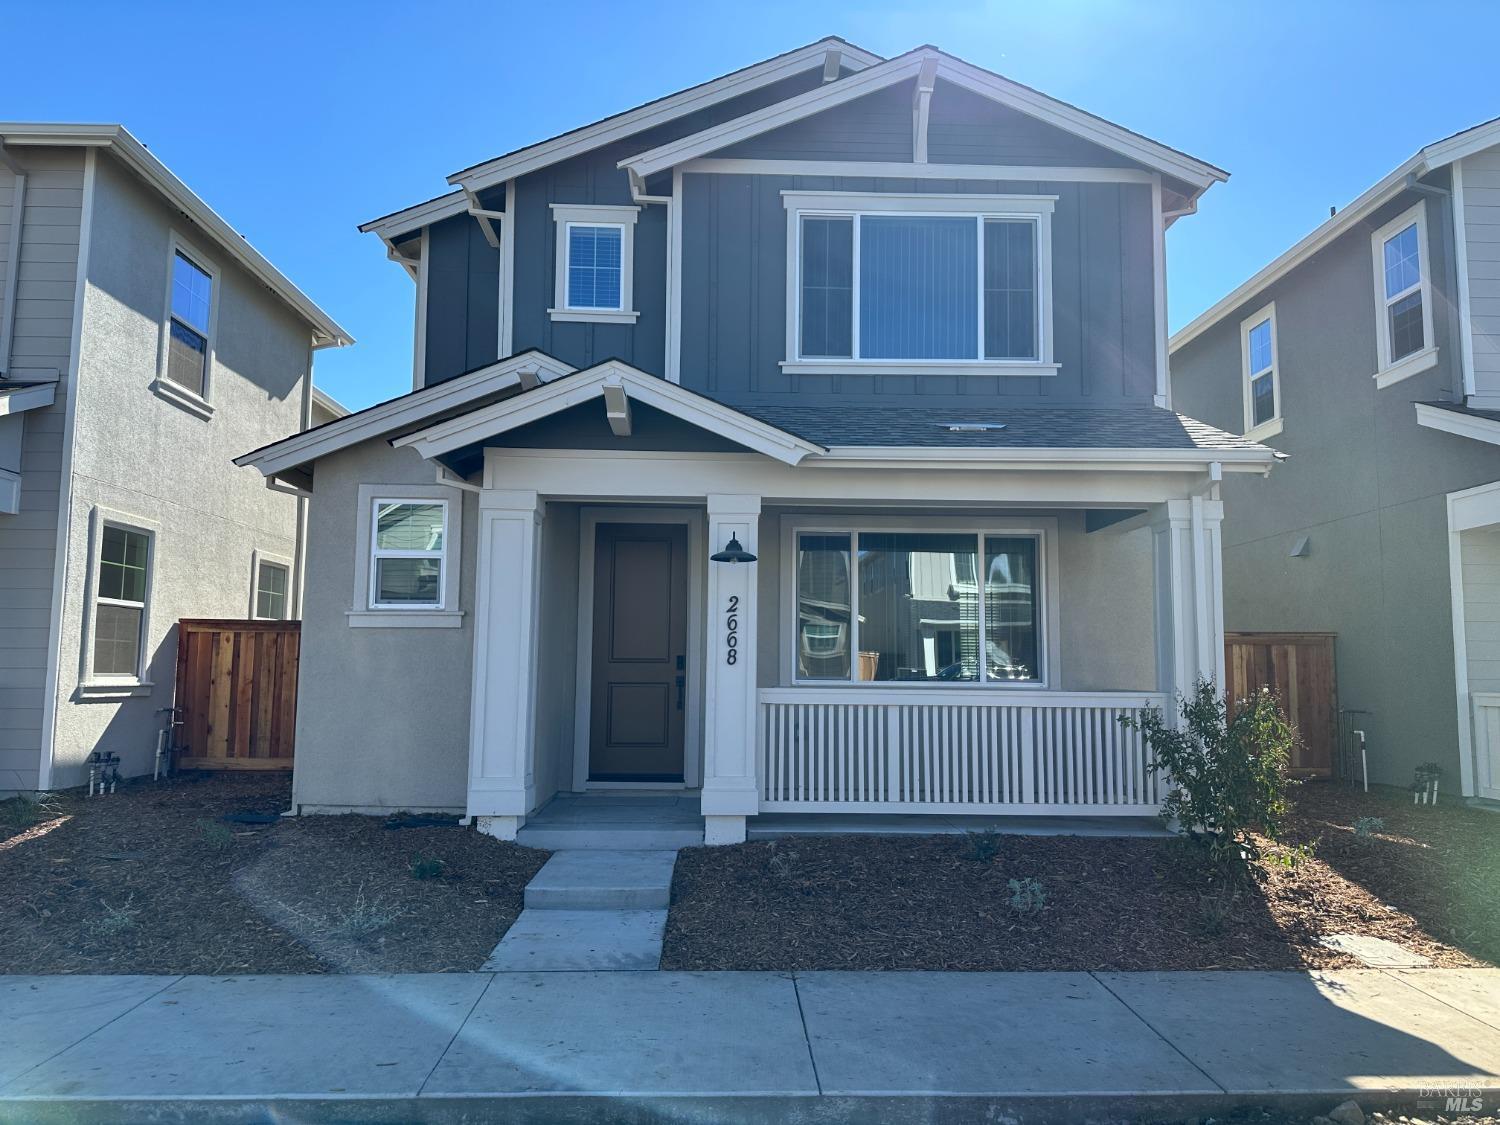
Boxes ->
[77,680,155,701]
[548,308,640,325]
[1243,418,1283,443]
[347,609,465,629]
[1373,346,1439,389]
[781,360,1060,377]
[150,377,215,420]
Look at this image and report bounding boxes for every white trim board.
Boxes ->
[619,47,1225,190]
[235,350,577,482]
[571,506,706,792]
[1415,402,1500,447]
[682,158,1156,183]
[448,38,883,196]
[1171,116,1500,354]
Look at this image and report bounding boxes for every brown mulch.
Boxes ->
[662,781,1500,971]
[0,773,548,974]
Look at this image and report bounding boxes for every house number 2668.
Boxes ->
[724,595,739,666]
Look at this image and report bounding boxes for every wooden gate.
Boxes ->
[1225,632,1336,777]
[175,619,299,770]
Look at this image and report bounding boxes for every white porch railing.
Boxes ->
[758,688,1168,815]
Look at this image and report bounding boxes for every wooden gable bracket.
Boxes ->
[821,47,842,83]
[602,378,632,437]
[912,56,939,163]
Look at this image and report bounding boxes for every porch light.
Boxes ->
[710,534,757,564]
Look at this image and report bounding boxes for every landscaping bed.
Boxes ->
[662,782,1499,971]
[0,773,548,974]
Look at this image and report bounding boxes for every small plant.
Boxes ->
[409,854,445,881]
[84,897,139,941]
[1,792,61,830]
[1007,877,1047,915]
[1267,840,1317,870]
[1352,816,1385,840]
[766,843,799,879]
[1197,886,1237,935]
[328,887,401,940]
[964,828,1002,862]
[1120,680,1295,880]
[197,819,234,850]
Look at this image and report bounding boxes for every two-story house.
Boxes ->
[1171,117,1500,803]
[240,39,1275,844]
[0,124,350,793]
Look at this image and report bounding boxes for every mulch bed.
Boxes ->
[662,781,1500,971]
[0,773,548,974]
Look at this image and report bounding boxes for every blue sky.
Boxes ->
[8,1,1498,409]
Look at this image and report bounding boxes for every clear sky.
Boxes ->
[7,0,1498,410]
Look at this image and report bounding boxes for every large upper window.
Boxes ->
[1239,303,1280,440]
[166,249,213,395]
[92,523,152,679]
[549,204,639,324]
[370,500,447,609]
[783,192,1055,376]
[1369,202,1436,387]
[793,527,1045,685]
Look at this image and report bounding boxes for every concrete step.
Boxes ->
[480,909,667,971]
[524,850,678,910]
[515,823,702,850]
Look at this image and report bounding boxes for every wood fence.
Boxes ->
[1225,631,1337,777]
[175,619,299,770]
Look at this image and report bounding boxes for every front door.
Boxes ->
[589,522,688,782]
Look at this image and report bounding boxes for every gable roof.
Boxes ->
[393,360,828,466]
[0,123,352,349]
[1171,115,1500,354]
[446,37,883,198]
[618,45,1227,191]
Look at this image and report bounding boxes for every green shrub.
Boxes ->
[1121,679,1295,878]
[1352,816,1385,840]
[1007,877,1047,914]
[963,828,1002,862]
[196,819,234,850]
[409,854,445,881]
[1,792,61,830]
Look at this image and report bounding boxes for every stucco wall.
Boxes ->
[47,152,314,787]
[292,440,476,813]
[1171,185,1500,786]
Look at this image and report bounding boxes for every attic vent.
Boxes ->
[940,422,1006,433]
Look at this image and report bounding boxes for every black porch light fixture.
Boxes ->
[710,534,757,564]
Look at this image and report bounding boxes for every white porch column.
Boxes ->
[701,493,761,844]
[468,489,543,840]
[1152,496,1226,704]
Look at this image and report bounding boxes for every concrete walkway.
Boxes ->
[3,968,1499,1122]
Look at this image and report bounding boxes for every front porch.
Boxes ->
[389,362,1263,844]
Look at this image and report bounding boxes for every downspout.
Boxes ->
[291,342,313,619]
[0,141,26,378]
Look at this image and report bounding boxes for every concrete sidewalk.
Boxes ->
[2,969,1498,1123]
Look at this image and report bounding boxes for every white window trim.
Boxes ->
[1370,201,1438,388]
[1239,302,1282,442]
[549,203,640,324]
[78,505,158,699]
[777,513,1061,690]
[151,231,219,420]
[250,549,293,620]
[350,484,464,628]
[780,191,1058,377]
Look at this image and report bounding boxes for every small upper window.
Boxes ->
[549,204,639,324]
[1240,303,1279,438]
[166,250,213,395]
[254,559,290,620]
[93,524,151,679]
[1369,202,1436,386]
[370,500,446,609]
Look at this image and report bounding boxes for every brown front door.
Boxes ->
[589,522,688,781]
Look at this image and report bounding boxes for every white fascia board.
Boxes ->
[1415,402,1500,447]
[358,190,470,240]
[619,48,1225,189]
[808,445,1278,472]
[0,123,353,348]
[1171,118,1500,355]
[0,381,57,416]
[448,38,883,195]
[396,359,826,465]
[236,350,576,478]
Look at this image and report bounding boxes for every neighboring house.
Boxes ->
[1170,117,1500,802]
[239,38,1275,844]
[0,124,351,793]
